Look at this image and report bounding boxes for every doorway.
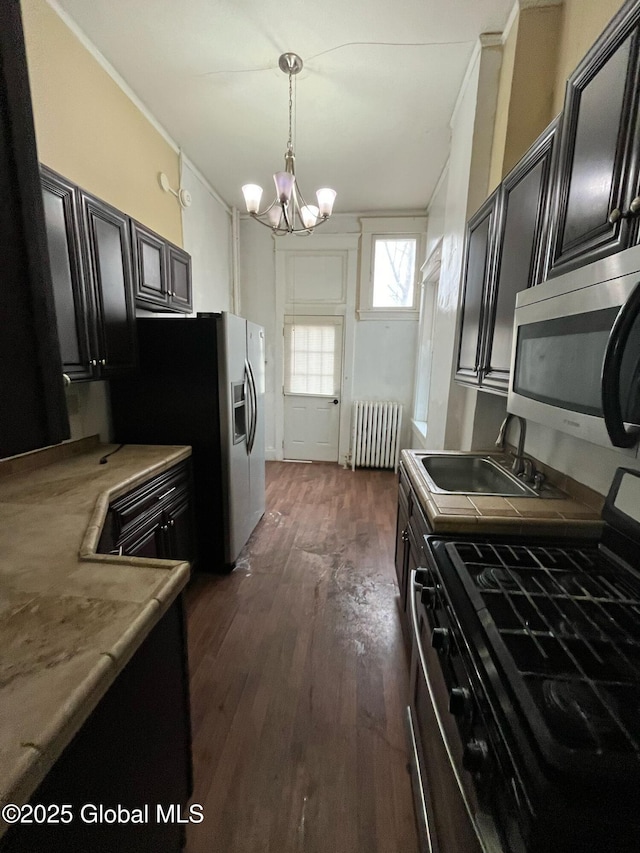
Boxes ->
[283,315,343,461]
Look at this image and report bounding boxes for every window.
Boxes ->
[284,315,343,396]
[372,237,417,308]
[358,217,426,320]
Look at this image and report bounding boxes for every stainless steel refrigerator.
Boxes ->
[217,312,266,564]
[109,313,266,571]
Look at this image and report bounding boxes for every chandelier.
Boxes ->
[241,53,336,235]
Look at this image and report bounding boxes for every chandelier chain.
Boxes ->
[288,69,293,152]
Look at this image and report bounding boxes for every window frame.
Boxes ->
[358,217,427,320]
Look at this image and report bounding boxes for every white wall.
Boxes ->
[352,320,418,450]
[239,213,421,459]
[424,39,503,452]
[180,157,233,313]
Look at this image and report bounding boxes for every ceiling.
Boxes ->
[56,0,515,214]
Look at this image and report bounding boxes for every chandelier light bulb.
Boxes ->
[300,204,319,229]
[273,171,295,204]
[242,184,263,214]
[268,204,283,228]
[316,188,336,217]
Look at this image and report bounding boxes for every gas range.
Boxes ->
[408,468,640,853]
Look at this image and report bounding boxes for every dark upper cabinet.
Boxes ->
[167,243,193,312]
[455,191,498,386]
[0,1,69,458]
[131,220,169,309]
[482,119,558,391]
[131,221,193,314]
[456,120,558,394]
[79,191,137,377]
[548,2,640,277]
[41,167,94,382]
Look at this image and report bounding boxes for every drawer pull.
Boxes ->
[157,486,176,501]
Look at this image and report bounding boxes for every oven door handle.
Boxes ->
[602,281,640,448]
[410,569,488,853]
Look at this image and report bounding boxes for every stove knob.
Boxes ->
[448,687,471,717]
[431,627,449,652]
[421,585,436,609]
[463,739,488,774]
[414,569,430,586]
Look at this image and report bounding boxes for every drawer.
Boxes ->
[110,461,190,539]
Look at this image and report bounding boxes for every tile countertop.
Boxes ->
[0,435,192,832]
[401,449,603,538]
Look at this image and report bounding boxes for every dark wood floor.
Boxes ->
[184,461,419,853]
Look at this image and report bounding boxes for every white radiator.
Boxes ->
[351,401,403,472]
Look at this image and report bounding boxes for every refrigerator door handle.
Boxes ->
[245,360,256,454]
[246,359,258,453]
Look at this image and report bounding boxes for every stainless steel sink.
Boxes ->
[419,454,537,497]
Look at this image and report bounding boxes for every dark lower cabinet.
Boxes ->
[80,192,137,377]
[98,460,196,564]
[548,0,640,276]
[0,0,69,458]
[395,463,430,639]
[0,597,193,853]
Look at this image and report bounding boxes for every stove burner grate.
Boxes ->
[444,538,640,755]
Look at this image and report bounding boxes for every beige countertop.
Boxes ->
[0,436,192,831]
[401,449,603,538]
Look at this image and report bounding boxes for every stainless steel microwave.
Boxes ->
[508,247,640,449]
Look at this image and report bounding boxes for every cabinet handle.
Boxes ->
[169,518,175,528]
[100,358,107,367]
[609,198,640,223]
[157,486,176,501]
[62,373,71,387]
[90,359,97,367]
[401,527,409,543]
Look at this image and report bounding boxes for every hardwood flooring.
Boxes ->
[184,462,419,853]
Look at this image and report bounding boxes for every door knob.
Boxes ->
[630,196,640,215]
[332,398,339,405]
[609,207,622,224]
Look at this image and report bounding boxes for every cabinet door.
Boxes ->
[395,494,410,601]
[41,167,95,381]
[0,1,69,458]
[80,192,137,376]
[455,192,498,386]
[131,219,169,310]
[117,509,167,559]
[165,490,196,562]
[167,243,193,313]
[548,7,640,277]
[482,120,558,392]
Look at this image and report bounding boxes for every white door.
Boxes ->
[283,315,343,461]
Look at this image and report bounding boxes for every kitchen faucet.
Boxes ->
[495,414,536,481]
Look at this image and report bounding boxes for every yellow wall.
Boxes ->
[488,14,518,190]
[21,0,182,245]
[553,0,625,114]
[488,4,562,190]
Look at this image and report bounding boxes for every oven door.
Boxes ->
[406,569,488,853]
[508,259,640,450]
